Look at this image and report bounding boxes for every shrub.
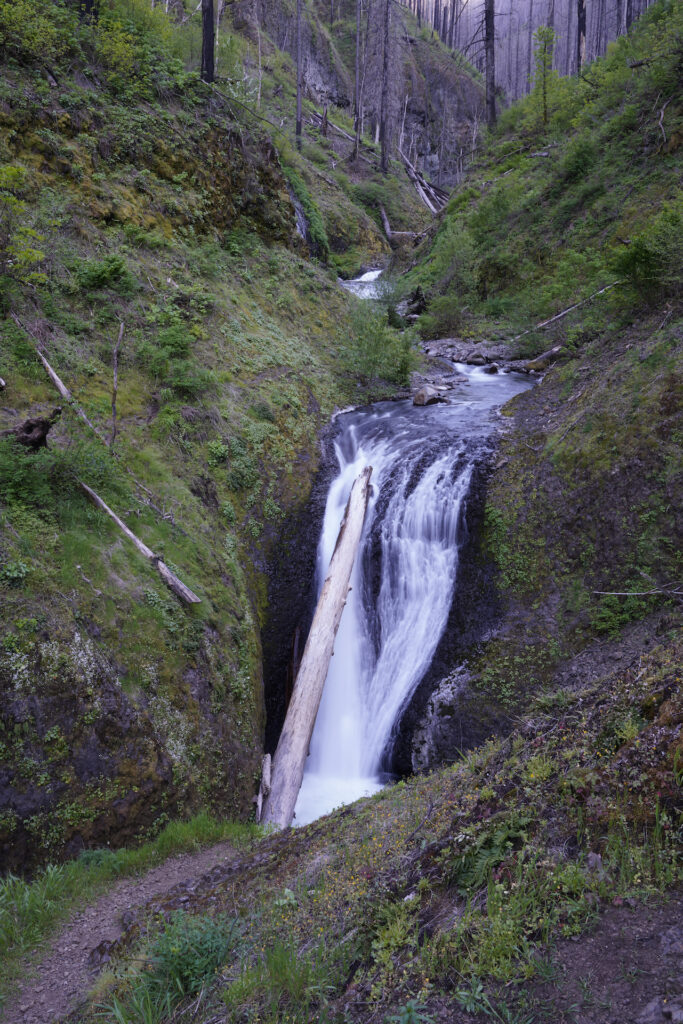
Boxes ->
[0,0,75,65]
[343,306,416,385]
[74,255,137,296]
[559,137,597,183]
[146,911,239,998]
[611,197,683,300]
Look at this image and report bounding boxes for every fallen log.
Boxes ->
[78,482,201,604]
[379,206,421,247]
[10,313,107,443]
[261,466,373,829]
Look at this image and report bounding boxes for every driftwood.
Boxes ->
[398,147,450,214]
[10,313,107,443]
[261,466,373,829]
[379,206,422,248]
[109,321,124,448]
[510,281,621,343]
[78,482,201,604]
[0,407,62,449]
[9,316,199,601]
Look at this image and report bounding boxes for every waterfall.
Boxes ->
[294,360,532,825]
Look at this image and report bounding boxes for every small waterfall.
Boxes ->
[340,269,384,300]
[294,360,532,825]
[289,190,309,240]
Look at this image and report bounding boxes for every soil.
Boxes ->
[425,893,683,1023]
[2,841,240,1024]
[521,894,683,1024]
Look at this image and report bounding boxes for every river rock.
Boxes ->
[484,363,499,374]
[413,385,444,406]
[466,353,487,366]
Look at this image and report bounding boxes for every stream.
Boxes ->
[293,275,532,826]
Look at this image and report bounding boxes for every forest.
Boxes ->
[0,0,681,1022]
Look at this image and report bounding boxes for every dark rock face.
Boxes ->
[0,632,177,873]
[261,422,340,754]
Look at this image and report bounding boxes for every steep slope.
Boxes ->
[0,0,442,871]
[389,0,682,765]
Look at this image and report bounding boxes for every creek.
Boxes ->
[292,274,532,825]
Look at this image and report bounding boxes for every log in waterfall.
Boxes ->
[260,466,373,829]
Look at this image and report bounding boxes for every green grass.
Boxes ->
[0,813,260,1012]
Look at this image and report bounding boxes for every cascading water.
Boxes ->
[294,350,532,825]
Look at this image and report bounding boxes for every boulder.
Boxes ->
[484,363,499,374]
[467,353,487,366]
[413,385,445,407]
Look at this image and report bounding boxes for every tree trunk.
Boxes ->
[354,0,362,159]
[296,0,303,148]
[79,483,201,604]
[380,0,391,174]
[449,0,457,46]
[625,0,633,29]
[201,0,214,83]
[485,0,496,126]
[526,0,534,92]
[417,0,422,28]
[577,0,586,73]
[565,0,573,73]
[261,467,373,829]
[0,408,62,450]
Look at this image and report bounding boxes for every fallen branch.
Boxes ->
[10,313,107,443]
[593,586,682,598]
[79,482,201,604]
[261,467,373,829]
[109,321,124,448]
[379,205,421,247]
[510,282,621,342]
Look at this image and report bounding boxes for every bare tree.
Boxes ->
[201,0,215,83]
[380,0,392,173]
[484,0,496,125]
[576,0,586,73]
[296,0,303,148]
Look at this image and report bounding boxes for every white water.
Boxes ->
[340,268,384,300]
[294,359,532,825]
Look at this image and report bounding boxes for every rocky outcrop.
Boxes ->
[0,632,176,873]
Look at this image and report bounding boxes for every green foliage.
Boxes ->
[448,815,530,895]
[611,197,683,299]
[74,255,137,296]
[387,999,434,1023]
[0,559,29,588]
[146,911,238,998]
[0,165,46,288]
[207,440,230,467]
[0,0,75,65]
[343,305,416,385]
[283,168,330,263]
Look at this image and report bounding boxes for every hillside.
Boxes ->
[0,0,465,875]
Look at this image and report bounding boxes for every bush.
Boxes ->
[611,197,683,300]
[559,137,597,183]
[146,911,239,998]
[343,306,416,385]
[74,255,137,296]
[0,0,76,66]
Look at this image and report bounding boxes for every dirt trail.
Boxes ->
[2,841,239,1024]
